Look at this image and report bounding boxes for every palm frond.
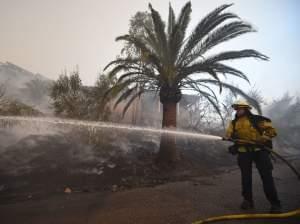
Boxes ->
[181,61,250,83]
[207,69,222,93]
[197,83,219,102]
[175,1,192,37]
[143,26,161,55]
[122,89,144,117]
[148,4,168,62]
[184,21,255,65]
[178,62,223,92]
[197,79,262,114]
[104,58,140,71]
[200,21,255,55]
[182,77,219,104]
[168,3,176,38]
[114,85,138,109]
[184,78,224,126]
[106,64,140,80]
[212,63,250,82]
[117,72,141,83]
[103,79,134,100]
[199,90,225,128]
[178,4,236,65]
[205,49,269,64]
[169,2,192,64]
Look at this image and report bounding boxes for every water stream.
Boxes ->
[0,116,222,141]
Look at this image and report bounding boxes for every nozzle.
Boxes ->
[222,137,232,142]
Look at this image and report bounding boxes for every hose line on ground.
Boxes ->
[193,138,300,223]
[192,208,300,224]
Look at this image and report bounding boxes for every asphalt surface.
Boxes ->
[1,159,299,224]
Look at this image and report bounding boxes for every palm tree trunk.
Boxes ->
[157,101,180,164]
[162,102,177,128]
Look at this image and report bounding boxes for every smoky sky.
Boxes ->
[0,0,299,101]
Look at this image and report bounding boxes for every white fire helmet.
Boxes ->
[231,100,252,110]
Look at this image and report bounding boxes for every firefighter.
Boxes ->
[225,100,281,213]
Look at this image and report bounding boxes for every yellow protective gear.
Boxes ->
[231,100,252,110]
[225,115,277,152]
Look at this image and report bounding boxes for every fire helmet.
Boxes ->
[231,100,252,110]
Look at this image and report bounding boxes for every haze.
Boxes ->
[0,0,299,100]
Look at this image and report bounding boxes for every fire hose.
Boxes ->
[223,138,300,180]
[191,138,300,224]
[192,208,300,224]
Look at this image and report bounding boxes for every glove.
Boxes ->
[257,135,271,145]
[228,145,239,155]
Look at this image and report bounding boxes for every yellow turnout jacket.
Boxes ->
[225,115,277,152]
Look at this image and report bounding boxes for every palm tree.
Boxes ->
[104,2,268,163]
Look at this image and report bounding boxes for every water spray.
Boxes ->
[0,116,223,141]
[1,116,299,178]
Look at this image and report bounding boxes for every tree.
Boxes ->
[88,73,116,121]
[50,70,85,118]
[104,2,267,164]
[121,11,153,57]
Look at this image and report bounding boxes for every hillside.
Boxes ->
[0,62,52,113]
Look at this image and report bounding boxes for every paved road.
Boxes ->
[0,160,299,224]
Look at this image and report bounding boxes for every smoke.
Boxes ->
[265,94,300,154]
[0,120,59,149]
[0,117,162,176]
[0,116,231,177]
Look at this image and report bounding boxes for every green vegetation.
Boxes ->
[49,70,114,121]
[0,99,42,116]
[104,2,267,163]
